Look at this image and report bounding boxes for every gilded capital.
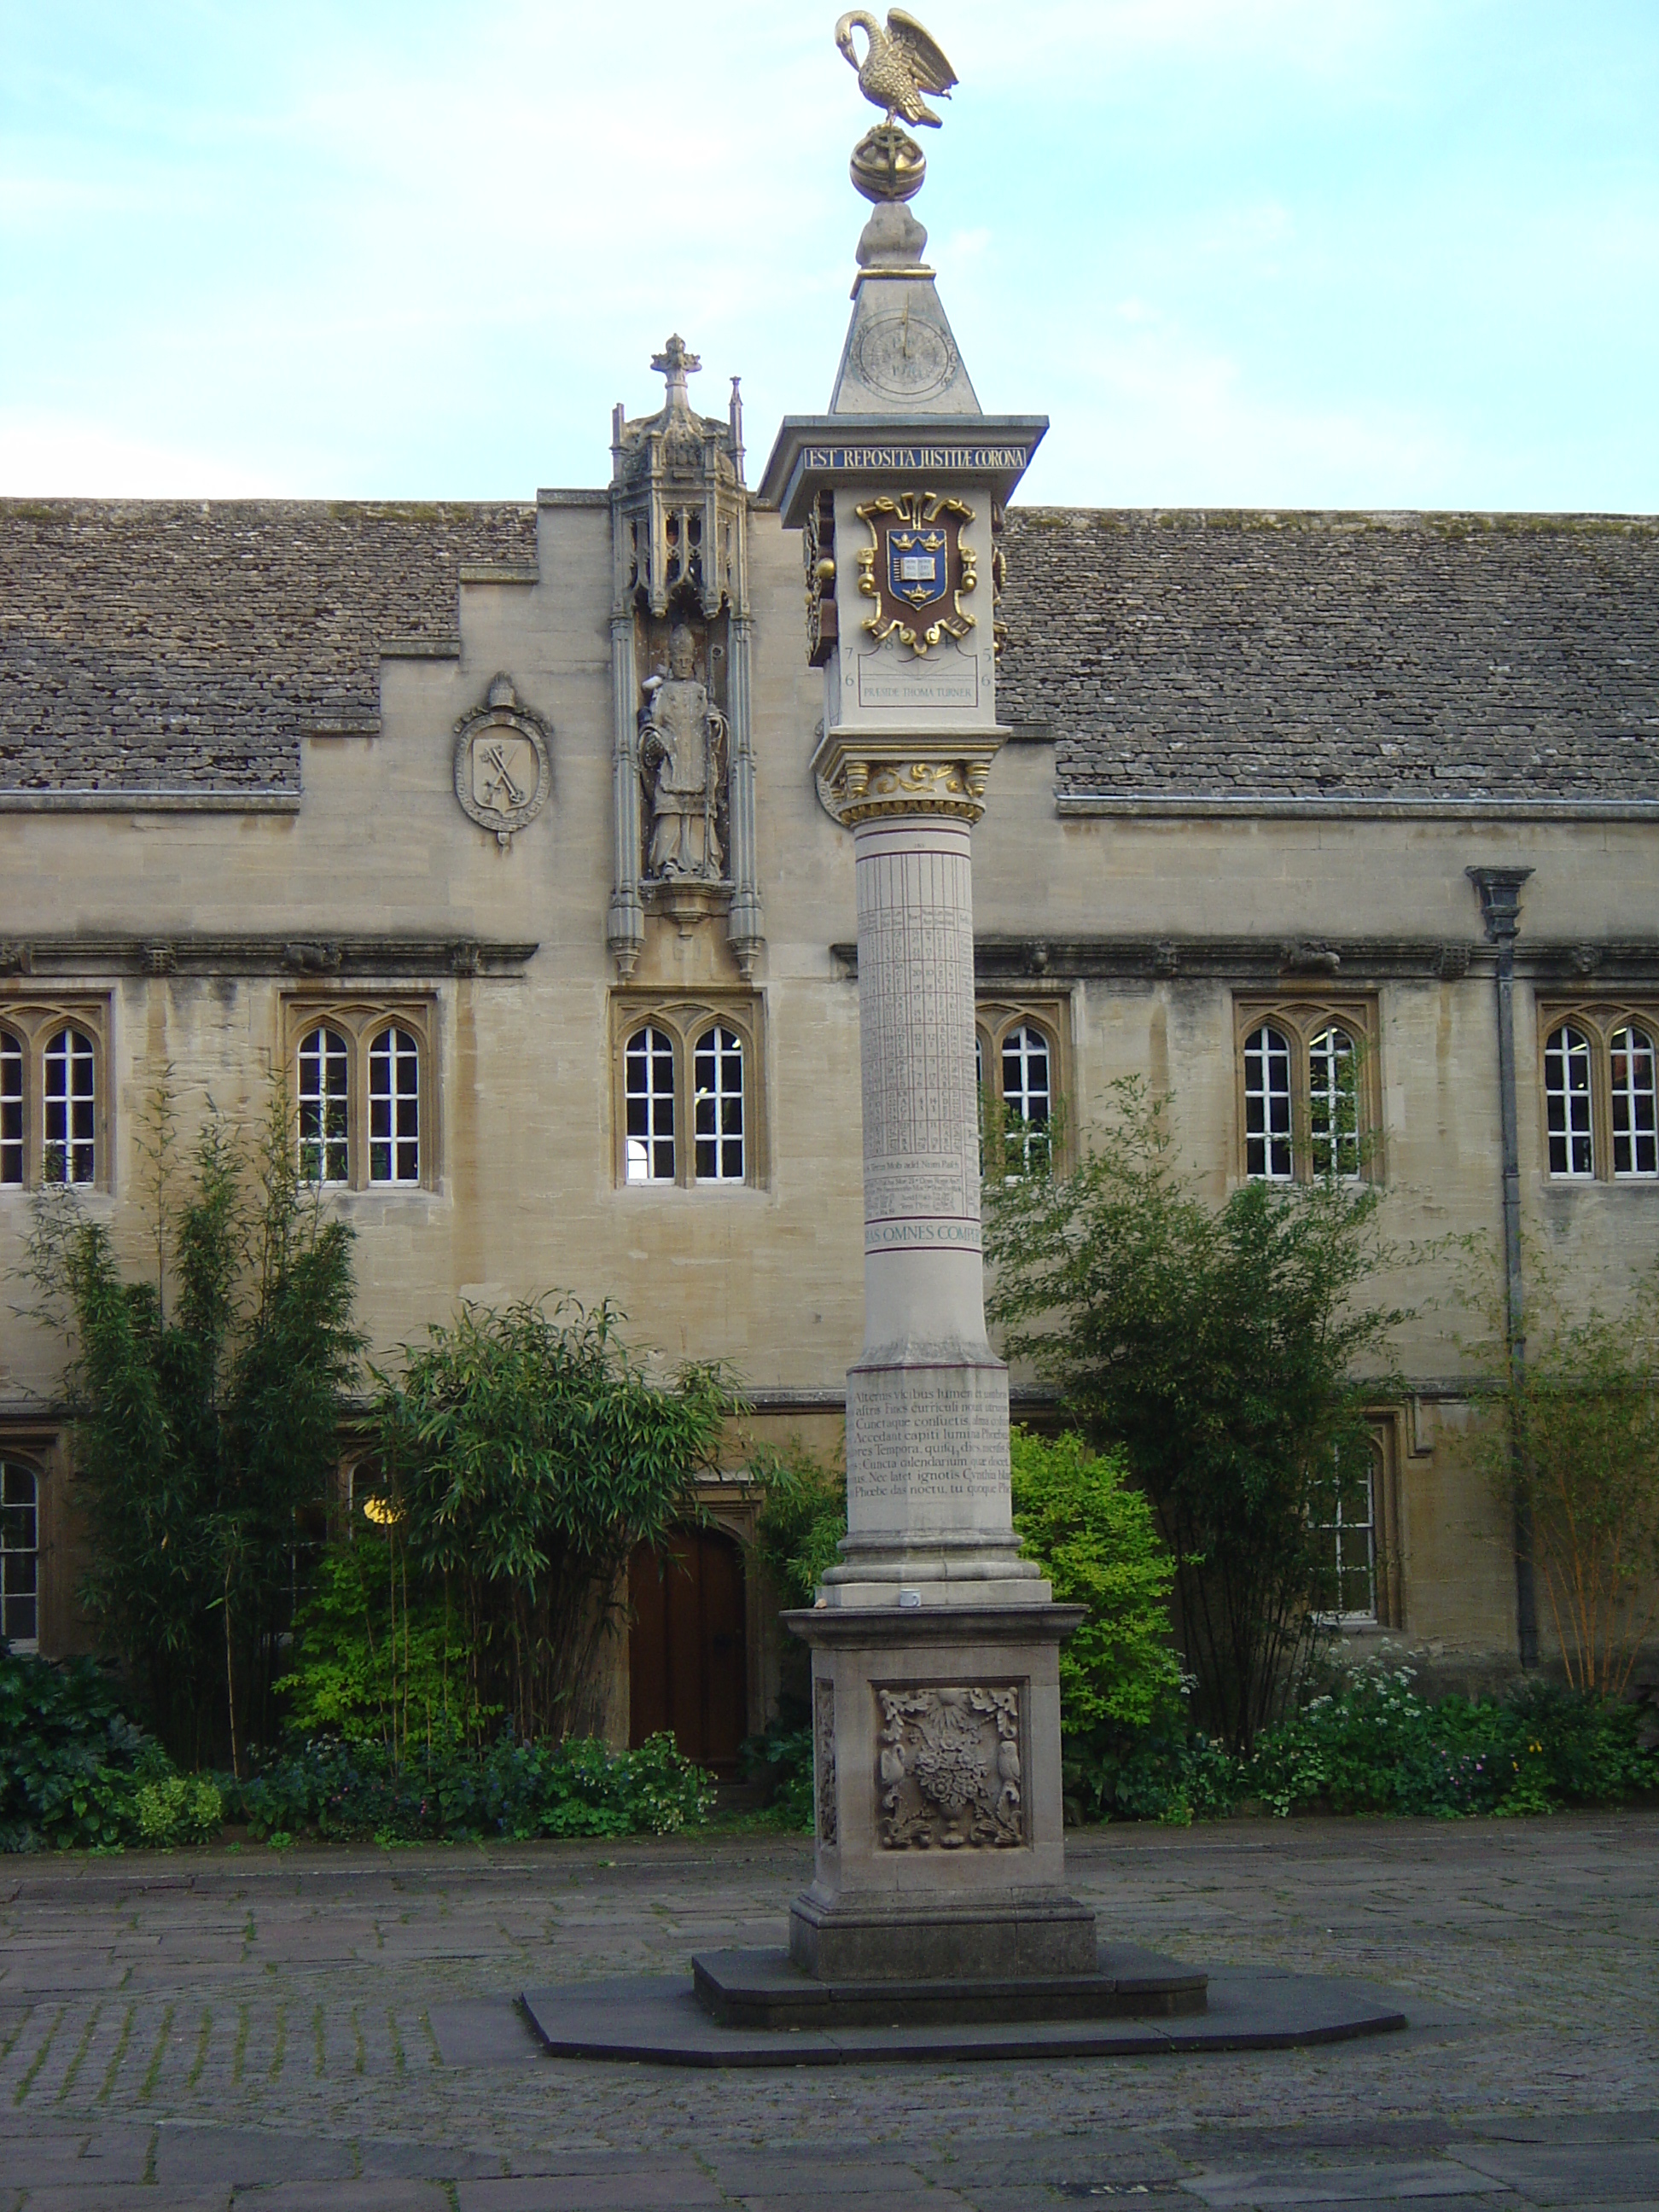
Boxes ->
[812,725,1004,829]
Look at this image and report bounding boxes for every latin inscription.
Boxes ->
[847,1371,1008,1508]
[805,445,1033,472]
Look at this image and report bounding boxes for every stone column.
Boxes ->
[786,737,1091,1988]
[824,806,1044,1607]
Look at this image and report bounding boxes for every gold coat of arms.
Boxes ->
[855,490,977,654]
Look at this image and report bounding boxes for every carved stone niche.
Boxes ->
[607,336,763,979]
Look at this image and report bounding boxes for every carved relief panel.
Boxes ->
[875,1682,1026,1850]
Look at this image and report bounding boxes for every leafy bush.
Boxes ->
[132,1773,224,1847]
[0,1645,220,1852]
[1010,1429,1184,1736]
[1009,1428,1190,1823]
[370,1298,735,1742]
[276,1523,490,1753]
[747,1439,847,1610]
[23,1093,361,1769]
[1238,1666,1659,1819]
[228,1730,713,1844]
[1462,1260,1659,1696]
[738,1722,816,1831]
[985,1080,1410,1752]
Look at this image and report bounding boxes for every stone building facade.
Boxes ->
[2,358,1656,1749]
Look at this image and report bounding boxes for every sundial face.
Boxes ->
[853,312,958,401]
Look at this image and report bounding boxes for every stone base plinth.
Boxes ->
[695,1943,1207,2028]
[789,1890,1098,1982]
[783,1601,1090,1983]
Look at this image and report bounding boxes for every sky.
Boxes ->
[3,0,1657,513]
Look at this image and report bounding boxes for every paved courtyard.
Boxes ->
[0,1812,1655,2210]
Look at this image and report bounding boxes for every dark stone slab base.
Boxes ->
[695,1941,1206,2028]
[521,1963,1408,2069]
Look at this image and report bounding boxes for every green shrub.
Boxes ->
[370,1298,735,1743]
[276,1526,491,1753]
[738,1722,816,1831]
[985,1080,1411,1752]
[1238,1665,1659,1819]
[0,1644,221,1852]
[132,1773,224,1848]
[1010,1429,1184,1736]
[1009,1428,1190,1824]
[227,1730,713,1844]
[23,1094,361,1770]
[747,1440,847,1610]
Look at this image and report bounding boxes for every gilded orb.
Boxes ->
[850,121,927,204]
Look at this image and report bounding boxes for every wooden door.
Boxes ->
[627,1525,748,1776]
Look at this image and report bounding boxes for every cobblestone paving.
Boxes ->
[0,1813,1655,2209]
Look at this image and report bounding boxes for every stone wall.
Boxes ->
[2,497,1655,1685]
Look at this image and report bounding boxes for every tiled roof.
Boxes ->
[5,498,1656,806]
[998,509,1659,804]
[0,499,536,795]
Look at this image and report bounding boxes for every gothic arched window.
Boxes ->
[693,1025,745,1183]
[1243,1022,1295,1181]
[1,1030,22,1188]
[368,1027,421,1187]
[298,1025,351,1186]
[43,1025,96,1187]
[1544,1023,1595,1179]
[1610,1024,1658,1180]
[626,1026,678,1185]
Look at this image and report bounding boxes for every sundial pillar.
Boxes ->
[760,86,1094,1985]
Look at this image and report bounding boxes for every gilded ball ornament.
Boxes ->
[850,122,927,204]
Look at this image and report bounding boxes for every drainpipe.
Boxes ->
[1467,866,1538,1670]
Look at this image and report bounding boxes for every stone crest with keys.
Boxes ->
[453,675,552,847]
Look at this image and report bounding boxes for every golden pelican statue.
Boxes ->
[835,9,959,128]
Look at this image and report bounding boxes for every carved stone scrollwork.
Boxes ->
[876,1684,1025,1851]
[804,489,838,670]
[814,1679,838,1847]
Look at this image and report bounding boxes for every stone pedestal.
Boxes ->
[786,1603,1093,1982]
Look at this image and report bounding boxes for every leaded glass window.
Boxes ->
[1243,1023,1294,1180]
[1308,1024,1360,1180]
[42,1026,95,1186]
[1,1460,38,1649]
[368,1027,420,1186]
[1001,1023,1052,1175]
[1,1032,21,1188]
[298,1025,350,1185]
[626,1027,677,1185]
[1545,1024,1594,1179]
[1610,1024,1658,1180]
[1309,1441,1378,1621]
[693,1025,744,1183]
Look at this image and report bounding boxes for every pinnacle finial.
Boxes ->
[651,335,701,410]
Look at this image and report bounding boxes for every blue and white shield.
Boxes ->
[888,527,947,609]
